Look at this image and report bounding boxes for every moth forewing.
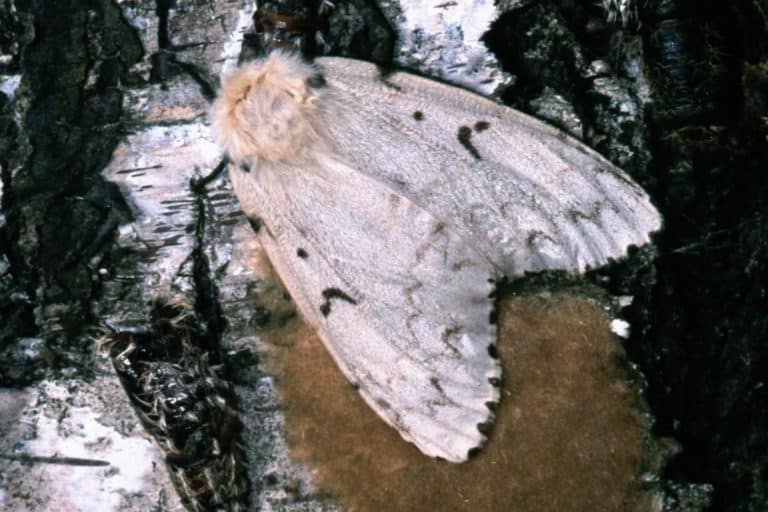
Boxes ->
[315,56,661,275]
[227,150,502,463]
[212,51,661,463]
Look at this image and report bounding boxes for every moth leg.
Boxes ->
[190,157,229,192]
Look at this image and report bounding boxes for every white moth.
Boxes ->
[211,51,661,463]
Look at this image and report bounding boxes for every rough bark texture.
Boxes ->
[0,0,766,511]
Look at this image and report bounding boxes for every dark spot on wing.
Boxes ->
[350,382,360,390]
[413,110,424,121]
[485,401,498,412]
[526,231,541,247]
[487,344,499,359]
[477,421,493,435]
[296,248,308,259]
[374,68,402,91]
[457,125,481,160]
[474,121,490,132]
[253,220,275,239]
[488,377,501,387]
[247,217,262,234]
[376,398,391,410]
[467,447,481,459]
[323,288,357,302]
[489,309,498,325]
[240,162,250,173]
[441,325,461,343]
[392,177,407,191]
[452,259,471,272]
[319,287,358,317]
[429,377,444,394]
[432,222,446,235]
[306,73,326,88]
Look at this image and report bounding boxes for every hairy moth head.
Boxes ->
[211,51,328,165]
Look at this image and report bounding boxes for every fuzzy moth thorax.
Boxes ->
[211,51,329,165]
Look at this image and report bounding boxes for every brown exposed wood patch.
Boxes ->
[262,292,660,512]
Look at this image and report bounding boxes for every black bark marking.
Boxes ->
[319,287,358,317]
[474,120,490,132]
[413,110,424,121]
[457,125,481,160]
[296,248,308,259]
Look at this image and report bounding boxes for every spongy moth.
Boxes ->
[211,51,661,463]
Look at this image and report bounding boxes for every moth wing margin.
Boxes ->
[316,57,662,276]
[228,156,501,463]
